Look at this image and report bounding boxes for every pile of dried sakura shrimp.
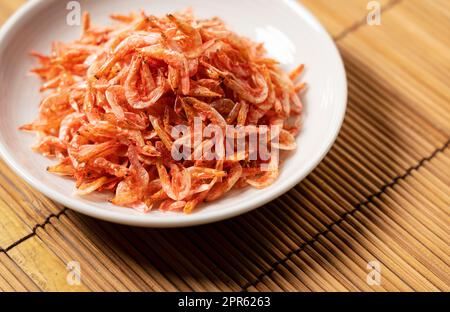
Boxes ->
[21,10,306,213]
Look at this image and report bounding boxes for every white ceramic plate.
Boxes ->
[0,0,346,227]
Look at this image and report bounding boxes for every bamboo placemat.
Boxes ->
[0,0,449,292]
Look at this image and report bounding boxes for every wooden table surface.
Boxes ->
[0,0,448,292]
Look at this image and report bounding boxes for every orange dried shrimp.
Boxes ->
[21,10,305,214]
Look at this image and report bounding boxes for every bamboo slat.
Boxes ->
[7,236,88,291]
[0,253,38,291]
[0,0,448,292]
[338,0,450,133]
[0,0,24,24]
[301,0,391,37]
[0,160,63,248]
